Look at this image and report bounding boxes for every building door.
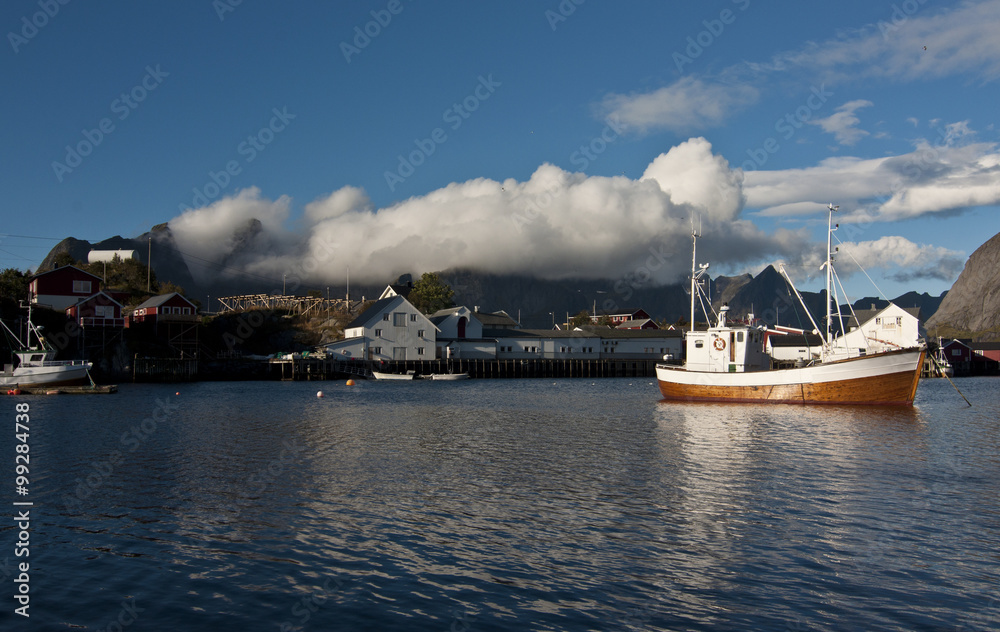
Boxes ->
[458,317,467,339]
[393,347,407,361]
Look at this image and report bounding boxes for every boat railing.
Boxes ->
[22,360,92,367]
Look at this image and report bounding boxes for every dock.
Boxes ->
[268,357,660,381]
[16,384,118,395]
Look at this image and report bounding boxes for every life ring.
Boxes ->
[713,338,726,351]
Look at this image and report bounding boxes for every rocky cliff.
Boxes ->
[926,231,1000,336]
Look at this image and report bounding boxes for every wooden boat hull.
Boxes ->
[656,348,925,405]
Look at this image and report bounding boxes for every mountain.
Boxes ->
[439,269,691,328]
[849,292,946,322]
[926,230,1000,337]
[38,224,200,297]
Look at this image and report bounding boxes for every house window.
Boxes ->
[375,329,382,337]
[418,329,425,338]
[896,317,902,325]
[393,312,406,327]
[410,314,417,322]
[952,349,961,357]
[73,280,91,294]
[417,347,424,355]
[371,346,382,354]
[875,317,881,325]
[383,314,390,321]
[182,307,191,315]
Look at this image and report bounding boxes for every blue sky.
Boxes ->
[2,0,998,300]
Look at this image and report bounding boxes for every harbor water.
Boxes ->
[1,377,998,631]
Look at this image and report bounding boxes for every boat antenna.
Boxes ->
[825,204,838,358]
[690,221,699,333]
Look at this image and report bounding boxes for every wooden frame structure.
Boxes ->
[215,294,353,316]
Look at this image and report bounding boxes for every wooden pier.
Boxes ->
[268,357,658,381]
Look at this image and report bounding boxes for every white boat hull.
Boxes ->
[372,371,415,380]
[656,348,925,405]
[1,362,93,388]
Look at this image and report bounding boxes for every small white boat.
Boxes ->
[430,372,470,381]
[1,304,93,388]
[372,370,416,380]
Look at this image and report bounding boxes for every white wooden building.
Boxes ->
[324,294,438,361]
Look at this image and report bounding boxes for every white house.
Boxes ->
[831,304,922,357]
[429,306,496,359]
[324,294,438,362]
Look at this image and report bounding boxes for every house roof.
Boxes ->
[29,264,102,282]
[846,305,922,328]
[70,291,125,309]
[345,296,399,329]
[769,333,824,347]
[135,292,196,310]
[970,341,1000,351]
[616,318,657,329]
[486,327,681,340]
[472,310,519,328]
[595,307,646,317]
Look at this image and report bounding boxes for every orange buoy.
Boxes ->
[346,379,355,386]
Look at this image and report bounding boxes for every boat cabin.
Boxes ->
[684,306,770,373]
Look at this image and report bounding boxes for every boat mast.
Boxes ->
[690,227,697,333]
[825,204,838,359]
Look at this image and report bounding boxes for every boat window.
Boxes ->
[30,354,44,362]
[737,332,744,343]
[695,340,704,348]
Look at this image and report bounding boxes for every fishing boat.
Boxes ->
[656,205,926,405]
[429,372,470,381]
[1,303,93,388]
[372,370,416,380]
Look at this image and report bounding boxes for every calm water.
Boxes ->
[1,377,998,631]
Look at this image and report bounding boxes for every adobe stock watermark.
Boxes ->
[60,395,180,512]
[277,575,347,631]
[178,106,295,212]
[384,74,501,192]
[673,0,751,72]
[739,84,833,172]
[569,115,627,171]
[341,0,412,63]
[545,0,586,31]
[213,0,243,22]
[878,0,930,39]
[7,0,72,54]
[51,65,170,183]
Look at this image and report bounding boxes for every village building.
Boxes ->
[429,306,496,360]
[28,265,104,311]
[131,292,200,357]
[325,294,438,362]
[591,307,651,326]
[834,304,923,355]
[66,291,127,329]
[616,318,659,330]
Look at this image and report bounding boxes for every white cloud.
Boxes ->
[166,139,805,287]
[761,1,1000,83]
[599,78,759,134]
[810,100,873,145]
[745,139,1000,222]
[796,236,965,284]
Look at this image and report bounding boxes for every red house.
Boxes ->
[942,339,973,364]
[593,308,651,326]
[971,341,1000,363]
[29,265,103,311]
[131,292,198,325]
[66,292,126,328]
